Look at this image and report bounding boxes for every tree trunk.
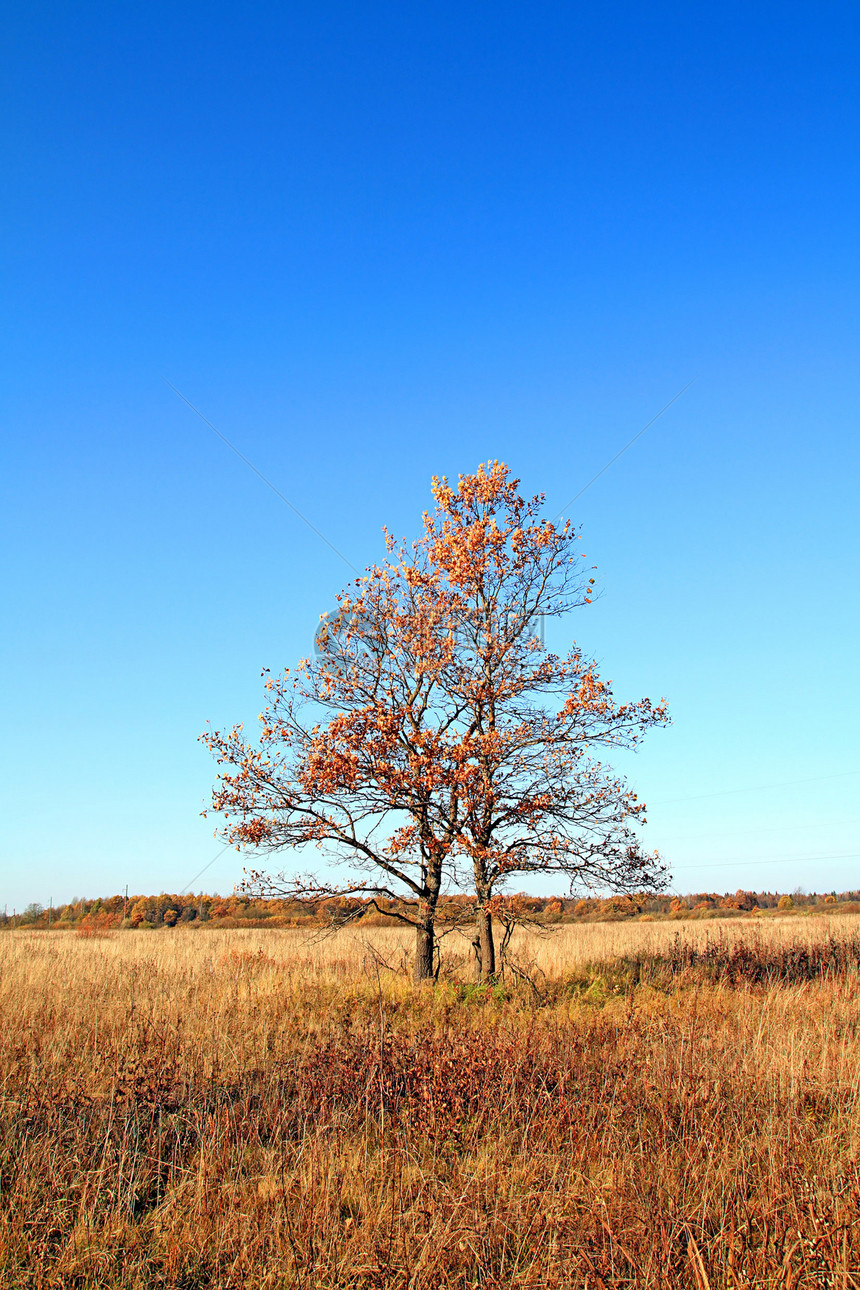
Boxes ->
[414,919,435,982]
[475,904,496,980]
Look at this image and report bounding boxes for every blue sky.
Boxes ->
[2,2,858,910]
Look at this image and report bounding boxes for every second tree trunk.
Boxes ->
[475,904,496,980]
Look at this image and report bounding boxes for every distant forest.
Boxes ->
[4,888,860,932]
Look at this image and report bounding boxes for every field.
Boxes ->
[3,918,860,1288]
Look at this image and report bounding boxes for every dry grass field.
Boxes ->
[3,917,860,1288]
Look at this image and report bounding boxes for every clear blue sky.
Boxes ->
[2,2,858,911]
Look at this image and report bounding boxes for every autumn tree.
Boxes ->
[202,461,670,981]
[403,462,670,975]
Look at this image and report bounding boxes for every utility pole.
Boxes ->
[122,884,128,926]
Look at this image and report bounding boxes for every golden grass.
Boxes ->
[3,918,860,1287]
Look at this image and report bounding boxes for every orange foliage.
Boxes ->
[76,910,120,939]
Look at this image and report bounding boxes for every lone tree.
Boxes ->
[414,463,670,976]
[202,461,670,980]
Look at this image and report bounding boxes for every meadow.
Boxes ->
[3,917,860,1288]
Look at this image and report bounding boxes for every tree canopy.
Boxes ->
[202,461,670,979]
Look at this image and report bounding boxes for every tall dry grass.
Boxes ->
[3,919,860,1287]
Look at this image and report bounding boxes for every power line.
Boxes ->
[552,377,697,521]
[653,817,858,847]
[179,843,235,895]
[675,851,860,872]
[649,769,860,807]
[167,375,697,577]
[163,378,359,573]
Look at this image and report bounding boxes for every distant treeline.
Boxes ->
[3,888,860,931]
